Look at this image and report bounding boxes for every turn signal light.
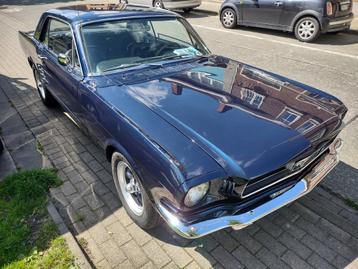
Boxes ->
[327,2,333,16]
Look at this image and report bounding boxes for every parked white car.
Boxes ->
[127,0,201,12]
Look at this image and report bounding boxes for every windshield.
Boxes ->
[81,17,210,74]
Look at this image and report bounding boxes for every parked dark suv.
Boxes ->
[220,0,354,42]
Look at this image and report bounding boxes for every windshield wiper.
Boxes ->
[102,63,142,72]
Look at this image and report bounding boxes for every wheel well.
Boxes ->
[221,6,236,16]
[106,145,116,162]
[293,15,321,31]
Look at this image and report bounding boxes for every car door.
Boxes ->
[241,0,284,27]
[37,18,83,123]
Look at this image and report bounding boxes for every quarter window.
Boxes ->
[278,108,301,125]
[241,88,265,108]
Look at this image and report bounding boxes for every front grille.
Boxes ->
[241,139,334,198]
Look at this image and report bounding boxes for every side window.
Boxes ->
[48,19,73,56]
[41,18,73,57]
[72,43,82,74]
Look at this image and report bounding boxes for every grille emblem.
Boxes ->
[286,156,311,171]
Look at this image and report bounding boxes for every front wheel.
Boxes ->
[294,17,320,42]
[153,0,163,8]
[111,152,160,229]
[220,8,237,29]
[33,69,56,107]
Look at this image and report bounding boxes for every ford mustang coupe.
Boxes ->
[19,3,347,238]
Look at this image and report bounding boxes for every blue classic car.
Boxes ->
[19,3,347,238]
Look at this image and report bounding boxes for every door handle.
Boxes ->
[274,1,283,6]
[37,54,47,60]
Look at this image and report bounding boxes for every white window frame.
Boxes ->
[277,107,302,126]
[241,88,265,108]
[297,119,319,134]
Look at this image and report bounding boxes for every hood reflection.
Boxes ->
[165,56,346,142]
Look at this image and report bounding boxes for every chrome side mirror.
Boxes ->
[58,53,70,66]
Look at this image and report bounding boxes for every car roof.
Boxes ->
[45,3,179,26]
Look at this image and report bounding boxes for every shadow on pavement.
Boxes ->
[1,73,357,268]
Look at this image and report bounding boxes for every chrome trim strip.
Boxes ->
[329,18,353,26]
[241,141,332,198]
[157,150,339,239]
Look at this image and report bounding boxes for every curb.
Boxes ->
[47,201,93,269]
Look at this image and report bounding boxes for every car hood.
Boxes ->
[103,56,347,179]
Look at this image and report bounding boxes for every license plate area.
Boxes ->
[340,2,350,11]
[305,153,338,189]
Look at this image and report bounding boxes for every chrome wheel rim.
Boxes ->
[116,161,143,216]
[35,71,45,99]
[154,1,162,8]
[222,10,235,27]
[298,20,316,40]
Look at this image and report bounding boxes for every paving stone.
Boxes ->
[114,207,133,227]
[231,229,262,254]
[143,240,171,268]
[78,234,105,265]
[211,246,244,269]
[331,255,350,269]
[307,253,335,269]
[122,240,149,268]
[211,230,238,252]
[281,251,313,269]
[61,181,77,196]
[290,203,320,223]
[117,259,135,269]
[88,223,111,245]
[192,235,219,252]
[278,232,312,259]
[254,230,287,256]
[101,191,120,210]
[256,219,283,238]
[106,221,132,247]
[186,241,217,269]
[83,192,104,211]
[273,215,306,240]
[161,241,193,268]
[88,159,104,173]
[96,258,111,269]
[301,234,337,263]
[256,248,290,269]
[162,262,179,269]
[99,239,127,267]
[185,261,201,269]
[232,246,267,269]
[127,223,152,247]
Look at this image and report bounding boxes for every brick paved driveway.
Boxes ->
[0,2,357,269]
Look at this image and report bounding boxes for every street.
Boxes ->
[0,0,357,268]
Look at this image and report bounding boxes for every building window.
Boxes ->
[278,108,301,125]
[297,119,319,134]
[241,88,265,108]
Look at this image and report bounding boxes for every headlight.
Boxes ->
[184,182,209,207]
[326,1,333,16]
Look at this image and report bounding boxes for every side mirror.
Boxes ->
[58,53,69,66]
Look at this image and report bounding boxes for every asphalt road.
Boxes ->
[1,0,357,200]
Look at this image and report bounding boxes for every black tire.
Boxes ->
[183,8,192,13]
[153,0,163,8]
[111,152,160,229]
[294,17,320,42]
[0,139,3,154]
[220,8,237,29]
[33,69,56,107]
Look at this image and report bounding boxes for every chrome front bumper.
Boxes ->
[157,142,340,239]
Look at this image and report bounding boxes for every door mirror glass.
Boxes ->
[58,53,69,66]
